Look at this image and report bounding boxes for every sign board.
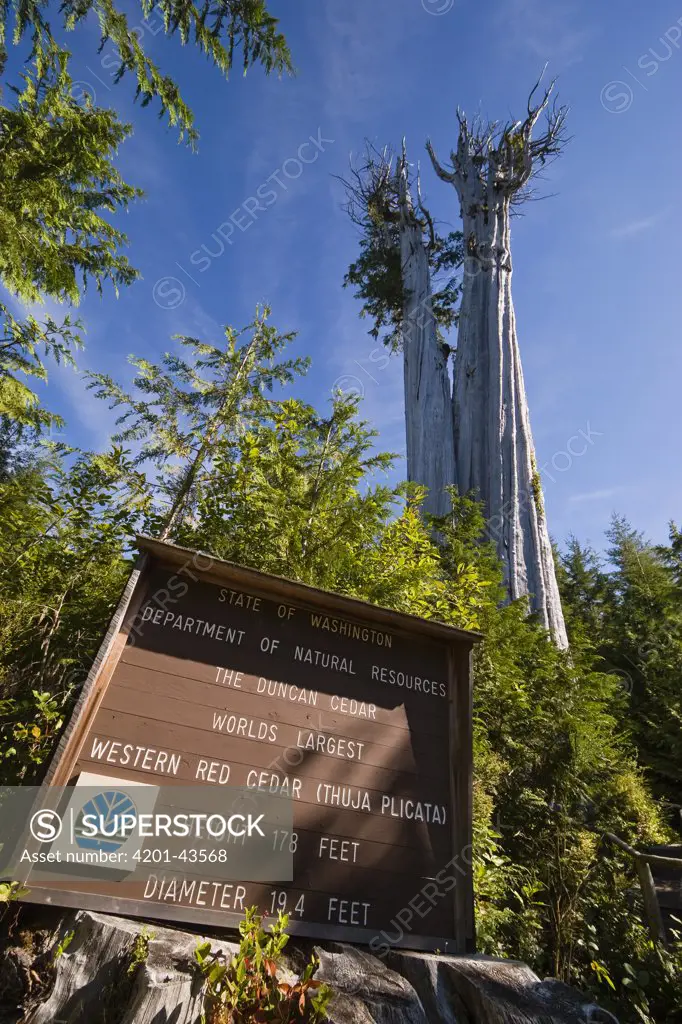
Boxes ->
[20,537,480,953]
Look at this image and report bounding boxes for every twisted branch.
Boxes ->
[427,69,569,206]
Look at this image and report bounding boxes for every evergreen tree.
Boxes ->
[657,521,682,589]
[2,0,292,144]
[556,535,609,640]
[181,395,491,630]
[86,306,309,538]
[600,516,682,802]
[0,0,294,431]
[0,44,140,430]
[0,45,139,305]
[0,443,150,780]
[560,517,682,805]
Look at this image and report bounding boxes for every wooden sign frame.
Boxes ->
[25,537,480,953]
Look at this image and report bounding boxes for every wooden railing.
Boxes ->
[602,832,682,944]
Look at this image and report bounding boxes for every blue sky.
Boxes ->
[17,0,682,552]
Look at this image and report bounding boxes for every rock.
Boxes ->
[0,946,34,1017]
[0,927,54,1024]
[17,912,217,1024]
[385,954,620,1023]
[0,909,617,1024]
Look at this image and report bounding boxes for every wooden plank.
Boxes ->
[73,740,451,809]
[265,826,443,876]
[636,857,667,944]
[128,604,451,709]
[100,677,451,768]
[72,753,452,859]
[23,887,458,953]
[26,824,448,895]
[114,821,444,878]
[84,707,449,781]
[29,876,455,937]
[135,564,449,672]
[118,648,449,736]
[37,846,449,901]
[449,644,475,954]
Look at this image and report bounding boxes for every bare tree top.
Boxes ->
[338,140,434,235]
[427,69,569,206]
[337,140,463,351]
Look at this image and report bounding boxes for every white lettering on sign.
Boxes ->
[140,605,246,644]
[318,836,360,863]
[143,875,247,910]
[293,647,355,675]
[309,613,392,648]
[329,695,376,720]
[257,678,319,705]
[296,730,364,761]
[218,588,261,612]
[215,667,243,687]
[327,897,371,927]
[212,713,278,744]
[195,759,231,784]
[246,769,302,800]
[89,737,180,775]
[316,783,371,812]
[370,665,446,698]
[380,796,446,825]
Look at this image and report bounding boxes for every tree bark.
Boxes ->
[428,89,569,648]
[398,158,455,520]
[455,201,567,646]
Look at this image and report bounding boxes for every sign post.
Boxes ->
[18,537,480,953]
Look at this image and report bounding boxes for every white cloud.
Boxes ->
[610,213,665,238]
[568,487,624,504]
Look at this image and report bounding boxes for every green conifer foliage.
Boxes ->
[0,44,140,428]
[2,0,291,144]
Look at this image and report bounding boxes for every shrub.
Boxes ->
[194,907,332,1024]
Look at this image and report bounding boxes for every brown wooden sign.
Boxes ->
[26,537,480,952]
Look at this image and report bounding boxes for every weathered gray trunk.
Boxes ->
[428,105,569,648]
[398,166,455,520]
[455,199,568,647]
